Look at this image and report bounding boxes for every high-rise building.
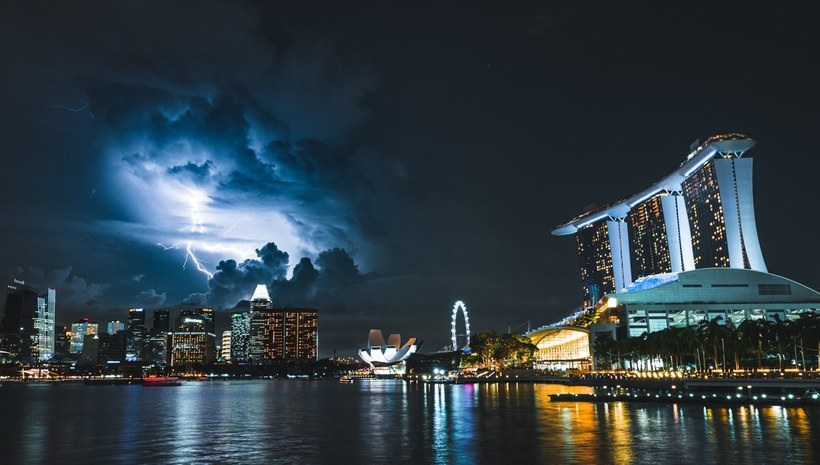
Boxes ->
[250,308,319,362]
[152,309,170,334]
[35,288,56,361]
[248,285,272,362]
[245,284,318,362]
[175,308,215,333]
[168,307,216,366]
[144,333,169,366]
[553,133,765,307]
[54,324,70,355]
[240,284,318,363]
[79,332,126,365]
[128,307,145,329]
[575,221,614,308]
[627,196,672,280]
[108,321,125,335]
[169,332,215,366]
[126,308,148,361]
[70,318,99,354]
[230,311,251,363]
[0,280,39,361]
[220,330,232,361]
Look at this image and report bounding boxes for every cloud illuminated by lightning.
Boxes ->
[101,90,365,285]
[111,140,316,283]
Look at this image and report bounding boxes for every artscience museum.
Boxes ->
[358,329,419,375]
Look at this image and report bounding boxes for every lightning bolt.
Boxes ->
[185,242,214,279]
[48,96,96,119]
[158,241,214,280]
[222,216,255,236]
[155,186,217,280]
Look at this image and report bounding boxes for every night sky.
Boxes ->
[2,1,819,355]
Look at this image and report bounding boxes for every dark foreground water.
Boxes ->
[1,380,819,464]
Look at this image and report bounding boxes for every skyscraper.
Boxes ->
[168,332,215,365]
[35,288,56,360]
[575,221,614,308]
[168,307,216,366]
[250,308,319,362]
[70,318,98,354]
[152,309,170,334]
[553,133,766,307]
[54,324,70,355]
[627,196,671,280]
[126,308,148,361]
[176,308,215,333]
[108,320,125,334]
[248,284,272,362]
[220,330,232,361]
[230,311,251,363]
[245,284,318,362]
[1,280,40,361]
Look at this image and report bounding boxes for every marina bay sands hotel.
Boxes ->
[553,133,766,308]
[527,133,820,367]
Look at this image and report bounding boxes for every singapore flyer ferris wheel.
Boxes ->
[451,300,470,350]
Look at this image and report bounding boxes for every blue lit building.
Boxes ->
[608,268,820,338]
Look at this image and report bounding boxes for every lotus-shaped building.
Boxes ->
[358,329,418,367]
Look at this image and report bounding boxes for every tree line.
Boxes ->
[462,331,536,369]
[593,313,820,372]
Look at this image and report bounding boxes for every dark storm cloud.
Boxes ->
[203,243,291,309]
[315,248,364,289]
[134,289,167,308]
[275,257,320,303]
[0,1,384,265]
[10,266,109,308]
[167,161,216,183]
[201,242,365,310]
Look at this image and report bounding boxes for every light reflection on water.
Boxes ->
[1,381,819,464]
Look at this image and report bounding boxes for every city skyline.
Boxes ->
[2,2,820,355]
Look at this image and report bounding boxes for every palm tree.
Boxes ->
[674,326,699,371]
[771,314,790,372]
[698,316,726,373]
[724,320,741,371]
[738,318,768,371]
[792,312,820,370]
[592,333,615,370]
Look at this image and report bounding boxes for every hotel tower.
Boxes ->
[553,133,766,308]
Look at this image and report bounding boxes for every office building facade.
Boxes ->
[249,308,318,362]
[70,318,99,354]
[220,330,231,361]
[245,284,318,363]
[169,332,216,366]
[168,307,216,366]
[152,309,170,334]
[0,280,40,361]
[34,288,56,361]
[230,311,251,363]
[126,308,148,361]
[108,321,125,335]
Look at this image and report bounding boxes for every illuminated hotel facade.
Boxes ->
[553,134,766,307]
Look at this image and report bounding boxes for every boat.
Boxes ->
[339,376,353,384]
[142,376,182,387]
